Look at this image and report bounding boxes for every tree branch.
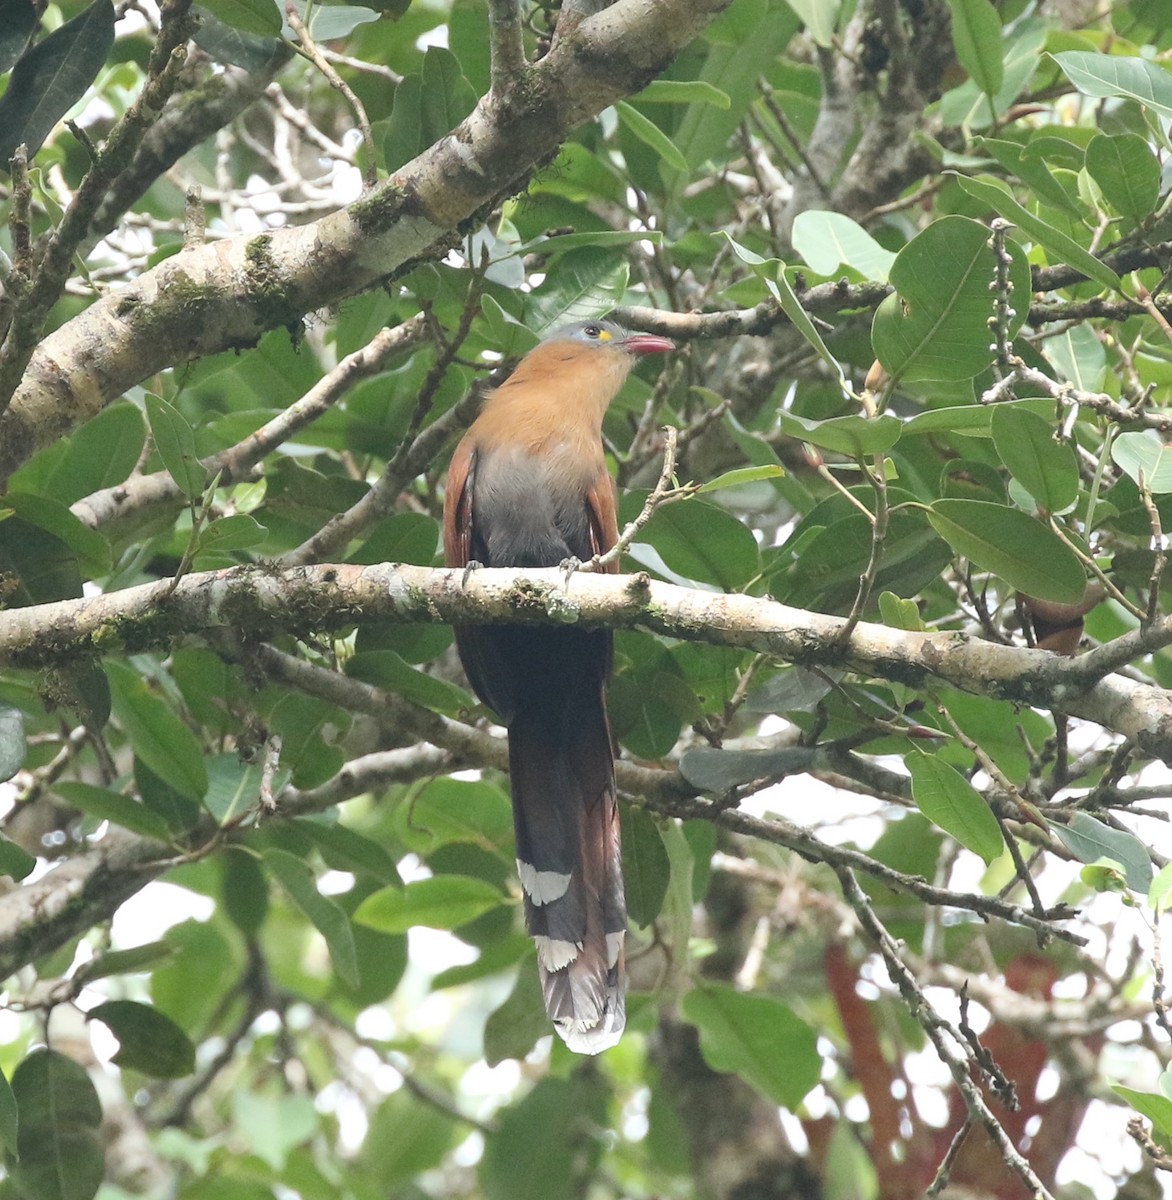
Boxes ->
[0,0,732,482]
[2,563,1170,759]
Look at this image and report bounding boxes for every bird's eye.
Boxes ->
[583,324,601,338]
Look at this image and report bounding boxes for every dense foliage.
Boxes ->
[2,0,1172,1197]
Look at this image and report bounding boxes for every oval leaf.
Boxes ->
[10,1048,103,1200]
[106,662,208,803]
[620,806,671,927]
[927,499,1086,603]
[1085,132,1161,221]
[682,984,821,1110]
[0,0,115,168]
[1112,431,1172,494]
[872,215,1031,382]
[1052,810,1153,893]
[264,848,361,988]
[990,406,1079,513]
[354,875,506,934]
[907,750,1004,864]
[88,1000,196,1078]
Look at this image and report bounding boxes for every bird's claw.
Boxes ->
[461,559,483,587]
[560,556,582,585]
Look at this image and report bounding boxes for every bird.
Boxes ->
[443,318,675,1053]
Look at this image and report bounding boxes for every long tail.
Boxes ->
[508,687,626,1054]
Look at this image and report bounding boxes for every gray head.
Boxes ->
[543,318,675,356]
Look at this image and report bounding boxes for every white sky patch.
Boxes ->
[110,881,215,945]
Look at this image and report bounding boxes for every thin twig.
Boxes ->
[834,864,1057,1200]
[1139,468,1166,628]
[487,0,526,96]
[285,8,377,187]
[587,427,695,572]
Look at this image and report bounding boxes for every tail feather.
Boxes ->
[509,695,626,1055]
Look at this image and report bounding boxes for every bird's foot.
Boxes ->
[461,559,483,587]
[560,556,582,586]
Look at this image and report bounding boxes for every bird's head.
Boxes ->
[545,318,675,357]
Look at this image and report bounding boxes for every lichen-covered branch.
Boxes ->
[0,0,731,481]
[1,562,1170,759]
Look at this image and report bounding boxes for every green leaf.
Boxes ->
[975,137,1082,217]
[360,1088,457,1185]
[621,807,671,927]
[0,0,116,168]
[616,101,688,172]
[73,941,175,985]
[783,0,840,46]
[1085,133,1161,222]
[192,8,286,70]
[297,819,401,885]
[346,650,473,717]
[608,669,687,760]
[145,394,208,499]
[630,495,759,589]
[637,79,731,108]
[679,745,816,790]
[349,512,440,566]
[392,777,514,857]
[682,984,821,1109]
[791,210,896,282]
[382,74,423,171]
[696,464,785,494]
[0,1063,16,1158]
[906,751,1004,864]
[354,876,507,934]
[418,46,477,147]
[527,248,629,333]
[55,781,173,841]
[1044,321,1106,392]
[946,0,1004,97]
[1113,1086,1172,1138]
[1,494,110,576]
[196,0,280,35]
[872,215,1031,382]
[953,174,1120,291]
[0,830,33,883]
[106,662,208,803]
[1149,861,1172,914]
[221,848,270,936]
[0,0,37,75]
[722,234,850,392]
[779,411,903,456]
[990,406,1079,513]
[194,513,267,555]
[1112,432,1172,494]
[927,499,1086,603]
[10,1049,103,1200]
[481,1076,607,1200]
[12,402,146,506]
[231,1090,317,1171]
[1051,51,1172,122]
[670,3,800,175]
[203,754,275,823]
[87,1001,196,1079]
[0,705,24,783]
[263,848,361,988]
[483,960,548,1066]
[306,3,379,38]
[1053,811,1152,893]
[878,591,924,631]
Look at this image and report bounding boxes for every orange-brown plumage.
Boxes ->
[443,319,673,1053]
